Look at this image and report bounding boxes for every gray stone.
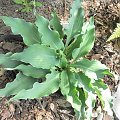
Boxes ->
[113,83,120,119]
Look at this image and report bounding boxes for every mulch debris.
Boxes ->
[0,0,120,119]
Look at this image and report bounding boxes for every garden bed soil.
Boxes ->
[0,0,120,120]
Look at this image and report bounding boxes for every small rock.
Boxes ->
[113,83,120,119]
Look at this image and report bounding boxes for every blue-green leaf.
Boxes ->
[59,51,68,68]
[93,79,108,90]
[60,71,70,96]
[77,88,86,119]
[10,70,60,100]
[70,58,110,80]
[75,72,94,92]
[72,17,95,60]
[67,71,78,87]
[85,92,96,120]
[0,16,41,46]
[15,64,50,78]
[50,12,64,38]
[65,34,83,59]
[35,15,64,50]
[11,44,59,69]
[0,53,20,69]
[65,0,84,46]
[66,84,82,113]
[0,73,37,97]
[93,83,113,116]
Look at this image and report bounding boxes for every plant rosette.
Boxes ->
[0,0,113,119]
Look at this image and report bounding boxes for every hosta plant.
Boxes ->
[0,0,113,119]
